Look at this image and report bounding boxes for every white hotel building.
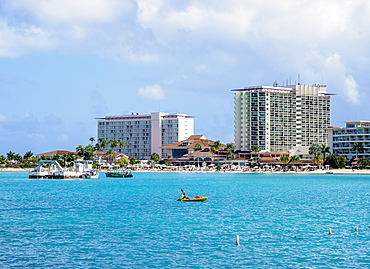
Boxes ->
[328,121,370,160]
[233,83,332,157]
[97,112,194,159]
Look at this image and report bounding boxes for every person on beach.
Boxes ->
[180,189,189,199]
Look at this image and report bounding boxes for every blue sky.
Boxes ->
[0,0,369,156]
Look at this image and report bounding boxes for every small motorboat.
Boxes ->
[177,196,208,202]
[105,170,133,178]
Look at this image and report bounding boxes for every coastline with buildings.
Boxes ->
[1,82,370,173]
[2,166,370,174]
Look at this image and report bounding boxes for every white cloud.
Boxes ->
[323,52,360,104]
[2,0,370,64]
[138,84,164,100]
[0,114,7,122]
[0,0,368,105]
[136,1,254,44]
[344,76,360,104]
[7,0,133,26]
[0,20,54,57]
[58,134,69,142]
[135,0,370,47]
[195,65,207,72]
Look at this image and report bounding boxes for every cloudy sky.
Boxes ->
[0,0,369,155]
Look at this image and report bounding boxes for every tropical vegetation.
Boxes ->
[323,154,347,169]
[350,142,364,158]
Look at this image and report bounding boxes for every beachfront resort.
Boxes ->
[1,81,370,172]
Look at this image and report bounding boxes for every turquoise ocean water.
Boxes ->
[0,171,369,268]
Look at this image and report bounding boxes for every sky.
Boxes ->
[0,0,369,156]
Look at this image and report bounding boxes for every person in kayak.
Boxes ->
[180,189,189,199]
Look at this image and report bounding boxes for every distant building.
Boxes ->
[233,83,333,158]
[162,135,225,159]
[36,150,75,159]
[97,112,194,160]
[162,135,227,163]
[328,121,370,160]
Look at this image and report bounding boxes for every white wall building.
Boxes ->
[233,83,332,158]
[97,112,194,159]
[328,121,370,160]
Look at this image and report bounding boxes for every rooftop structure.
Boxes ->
[36,150,75,159]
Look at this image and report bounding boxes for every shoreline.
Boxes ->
[1,168,370,175]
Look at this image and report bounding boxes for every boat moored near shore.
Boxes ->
[105,170,133,178]
[29,160,95,179]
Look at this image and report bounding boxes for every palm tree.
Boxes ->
[319,144,330,159]
[358,158,370,169]
[6,151,16,162]
[151,153,160,164]
[109,139,119,151]
[210,140,221,162]
[279,154,289,169]
[351,142,364,158]
[289,155,301,164]
[13,153,22,164]
[289,155,301,171]
[226,150,234,160]
[324,154,347,169]
[96,138,107,151]
[76,145,95,160]
[226,143,235,149]
[117,139,128,153]
[61,152,76,167]
[309,143,321,158]
[23,151,34,160]
[313,155,323,169]
[52,154,61,162]
[213,140,221,148]
[104,149,116,164]
[250,145,261,158]
[129,157,137,165]
[249,157,260,165]
[89,137,95,145]
[0,155,6,164]
[194,143,202,150]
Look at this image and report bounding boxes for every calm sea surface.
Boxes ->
[0,171,369,268]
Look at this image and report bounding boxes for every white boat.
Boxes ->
[80,170,99,178]
[29,160,95,179]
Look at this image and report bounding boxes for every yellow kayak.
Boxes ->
[177,196,208,202]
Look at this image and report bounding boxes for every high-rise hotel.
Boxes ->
[97,112,194,159]
[233,83,332,156]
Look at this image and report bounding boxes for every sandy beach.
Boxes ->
[1,167,370,175]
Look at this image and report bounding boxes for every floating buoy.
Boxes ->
[355,226,359,232]
[235,235,240,245]
[328,228,332,235]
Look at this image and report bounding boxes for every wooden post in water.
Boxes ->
[235,235,240,245]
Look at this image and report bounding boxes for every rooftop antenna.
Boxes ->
[298,74,301,85]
